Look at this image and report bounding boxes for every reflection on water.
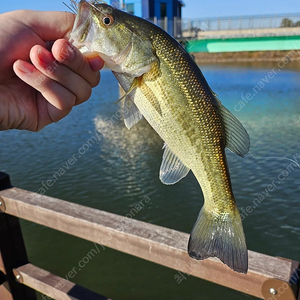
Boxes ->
[92,114,162,213]
[0,64,300,300]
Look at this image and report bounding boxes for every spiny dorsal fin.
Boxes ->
[212,92,250,157]
[159,144,190,185]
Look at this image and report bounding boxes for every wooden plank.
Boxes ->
[13,263,109,300]
[0,187,298,299]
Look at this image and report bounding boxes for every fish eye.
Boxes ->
[102,14,114,26]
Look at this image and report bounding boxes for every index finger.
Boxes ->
[51,39,104,87]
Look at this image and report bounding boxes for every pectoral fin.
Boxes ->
[123,97,143,129]
[114,77,141,105]
[159,144,190,185]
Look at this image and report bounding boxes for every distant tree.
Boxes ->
[294,20,300,27]
[280,18,294,27]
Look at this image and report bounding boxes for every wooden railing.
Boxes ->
[0,172,299,300]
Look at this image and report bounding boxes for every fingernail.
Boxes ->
[17,61,34,74]
[38,47,55,65]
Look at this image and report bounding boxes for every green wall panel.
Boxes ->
[186,35,300,53]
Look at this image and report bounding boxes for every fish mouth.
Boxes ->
[69,1,93,52]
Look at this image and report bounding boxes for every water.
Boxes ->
[1,62,300,300]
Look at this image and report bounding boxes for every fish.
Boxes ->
[70,0,250,273]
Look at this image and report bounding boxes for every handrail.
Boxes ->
[0,175,299,300]
[13,264,109,300]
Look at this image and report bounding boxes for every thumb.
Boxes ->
[17,10,76,41]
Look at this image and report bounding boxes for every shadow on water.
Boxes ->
[0,63,300,299]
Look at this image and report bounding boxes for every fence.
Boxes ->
[0,172,299,300]
[149,13,300,38]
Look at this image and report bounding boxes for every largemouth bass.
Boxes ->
[70,0,250,273]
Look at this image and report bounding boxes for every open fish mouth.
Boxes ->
[69,1,94,52]
[69,1,113,53]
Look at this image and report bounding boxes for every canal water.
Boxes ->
[1,61,300,300]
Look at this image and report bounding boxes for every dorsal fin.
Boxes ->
[212,92,250,157]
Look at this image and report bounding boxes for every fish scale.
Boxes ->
[70,0,250,273]
[146,36,231,207]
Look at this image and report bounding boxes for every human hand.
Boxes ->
[0,10,104,131]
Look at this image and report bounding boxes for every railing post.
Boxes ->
[0,172,37,300]
[173,16,177,37]
[164,16,168,32]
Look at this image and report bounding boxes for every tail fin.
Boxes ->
[188,206,248,273]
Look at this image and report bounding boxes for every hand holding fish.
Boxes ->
[0,10,104,131]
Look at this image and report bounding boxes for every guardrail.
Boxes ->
[0,172,299,300]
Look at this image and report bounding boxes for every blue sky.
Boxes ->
[1,0,300,18]
[182,0,300,18]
